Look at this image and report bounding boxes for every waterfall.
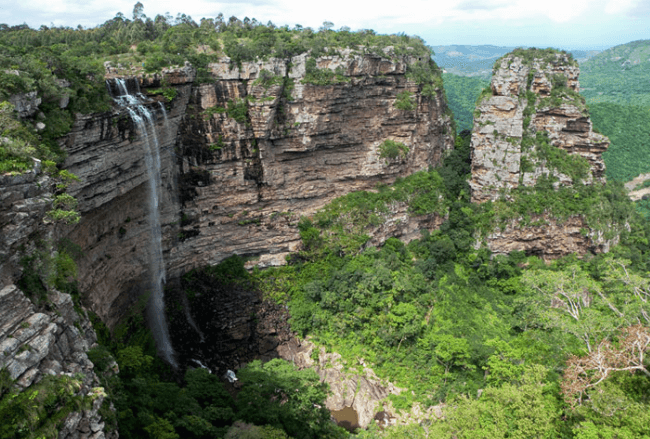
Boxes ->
[109,78,177,367]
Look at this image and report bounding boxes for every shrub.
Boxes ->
[379,139,409,160]
[394,90,416,111]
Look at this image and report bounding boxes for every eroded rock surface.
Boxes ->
[470,53,607,203]
[277,338,403,429]
[61,53,453,328]
[0,285,117,439]
[0,168,52,286]
[469,51,611,258]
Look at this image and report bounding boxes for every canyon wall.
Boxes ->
[469,51,612,258]
[60,52,453,328]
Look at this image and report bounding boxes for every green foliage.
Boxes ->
[201,99,248,123]
[0,373,87,439]
[226,99,248,124]
[429,365,559,438]
[495,47,578,69]
[302,58,350,86]
[529,132,591,183]
[442,74,490,131]
[580,40,650,107]
[394,90,416,111]
[45,208,81,225]
[487,175,634,237]
[296,169,449,258]
[378,139,409,160]
[148,87,177,101]
[236,359,344,438]
[203,105,227,119]
[253,69,284,88]
[589,102,650,182]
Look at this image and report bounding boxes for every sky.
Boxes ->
[0,0,648,50]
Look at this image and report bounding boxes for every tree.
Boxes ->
[562,324,650,406]
[428,365,559,439]
[520,264,614,352]
[132,2,145,21]
[235,359,344,439]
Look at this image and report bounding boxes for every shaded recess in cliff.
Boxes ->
[469,49,622,258]
[60,51,454,329]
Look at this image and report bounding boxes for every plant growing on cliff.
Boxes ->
[493,47,578,70]
[226,98,248,124]
[302,58,350,86]
[0,373,87,439]
[253,69,283,89]
[46,194,81,225]
[148,86,177,102]
[394,90,416,111]
[379,139,409,161]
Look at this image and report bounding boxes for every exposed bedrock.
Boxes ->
[469,51,612,258]
[59,52,454,328]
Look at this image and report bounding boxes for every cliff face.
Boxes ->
[59,52,453,328]
[0,167,117,438]
[469,51,611,258]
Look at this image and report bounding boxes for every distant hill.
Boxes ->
[434,45,600,78]
[577,40,650,184]
[580,39,650,107]
[433,45,515,77]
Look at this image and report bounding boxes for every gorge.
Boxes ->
[1,22,648,439]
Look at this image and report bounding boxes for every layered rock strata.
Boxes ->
[470,53,608,202]
[469,51,611,257]
[61,52,453,328]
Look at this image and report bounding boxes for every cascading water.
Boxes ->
[109,78,177,367]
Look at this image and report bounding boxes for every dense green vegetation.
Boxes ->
[590,102,650,182]
[580,40,650,107]
[579,40,650,185]
[494,47,578,69]
[252,132,650,437]
[0,371,96,439]
[442,74,489,131]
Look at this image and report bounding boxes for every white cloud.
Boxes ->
[0,0,647,48]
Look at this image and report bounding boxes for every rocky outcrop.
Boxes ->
[470,52,608,203]
[0,166,116,439]
[9,90,42,118]
[277,338,403,429]
[0,285,117,439]
[469,50,612,258]
[0,166,52,286]
[485,215,608,258]
[60,52,453,328]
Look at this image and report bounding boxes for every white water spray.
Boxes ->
[110,78,177,367]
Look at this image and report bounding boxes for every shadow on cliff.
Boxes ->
[164,255,294,376]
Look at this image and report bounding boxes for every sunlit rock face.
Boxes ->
[469,51,611,258]
[470,53,607,203]
[60,53,453,328]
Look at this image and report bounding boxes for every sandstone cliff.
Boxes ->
[469,49,614,258]
[60,51,453,328]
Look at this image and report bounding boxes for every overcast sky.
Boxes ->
[0,0,648,50]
